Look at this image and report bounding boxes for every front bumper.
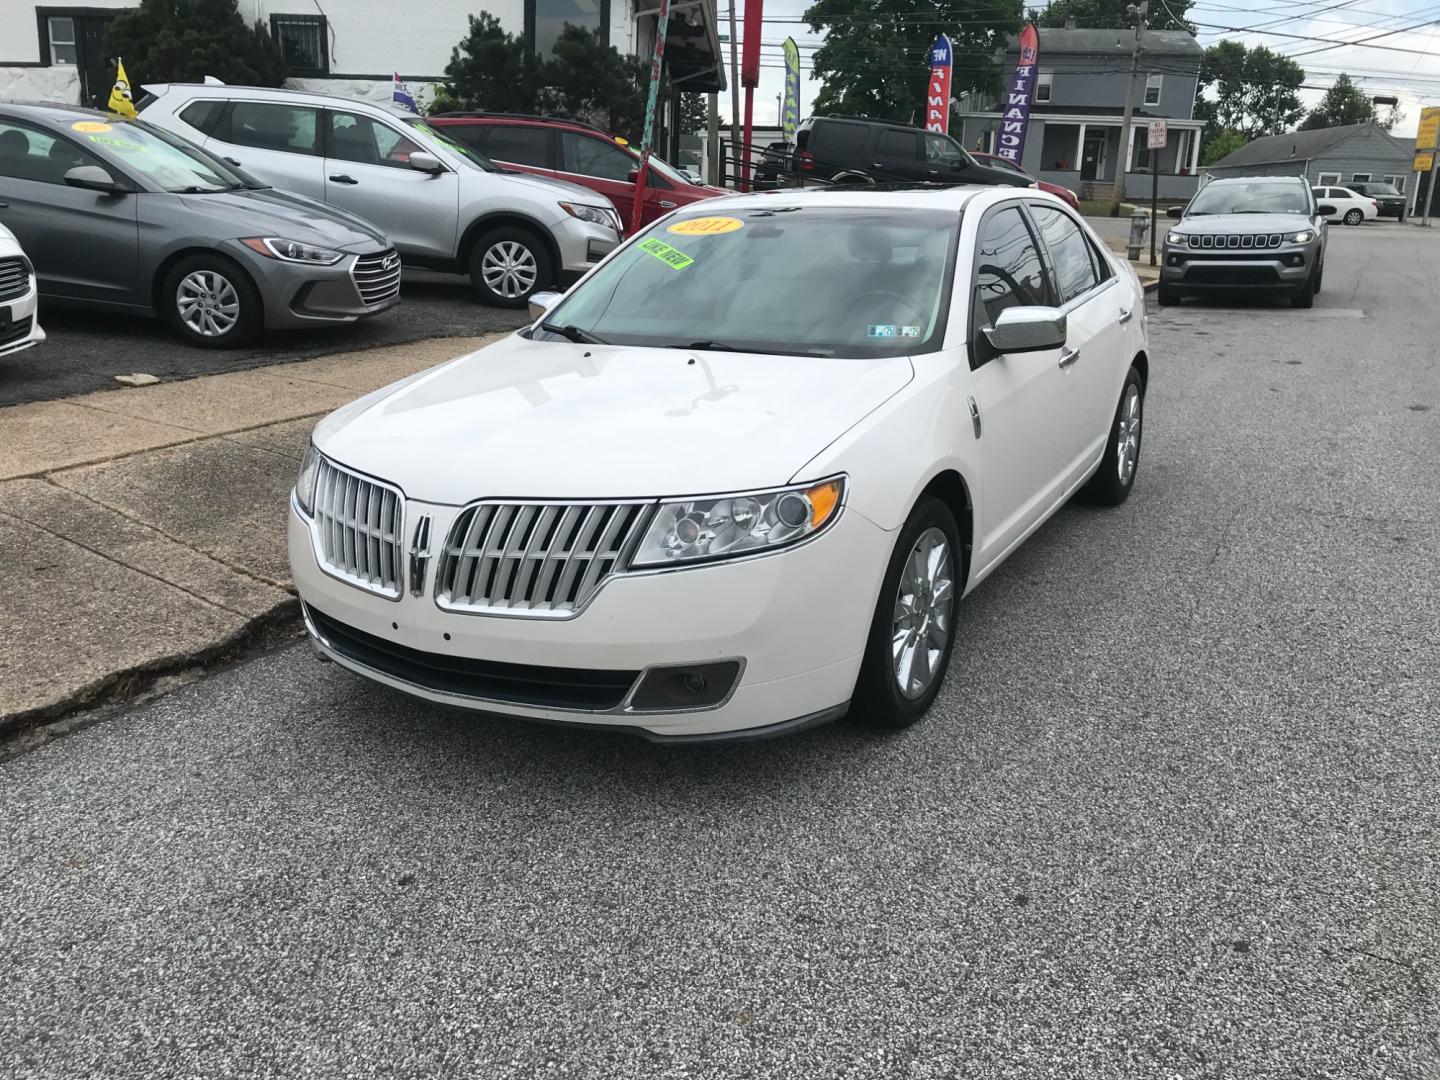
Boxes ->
[551,215,620,276]
[1375,202,1406,218]
[288,492,892,739]
[1160,242,1315,292]
[0,278,44,359]
[225,243,402,330]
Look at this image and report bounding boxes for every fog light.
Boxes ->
[1284,253,1305,267]
[629,660,742,712]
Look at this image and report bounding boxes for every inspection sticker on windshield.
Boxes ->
[639,236,695,270]
[71,121,112,133]
[867,324,898,338]
[668,216,743,236]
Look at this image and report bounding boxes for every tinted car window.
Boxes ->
[877,129,920,160]
[328,111,421,169]
[220,101,319,155]
[440,124,487,152]
[179,99,225,136]
[1311,187,1325,199]
[1030,205,1098,303]
[487,126,551,168]
[926,133,966,166]
[560,131,633,180]
[0,119,107,185]
[973,206,1056,332]
[813,121,869,159]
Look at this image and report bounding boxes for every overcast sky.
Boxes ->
[717,0,1435,137]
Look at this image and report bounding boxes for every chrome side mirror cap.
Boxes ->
[527,290,564,322]
[983,306,1067,354]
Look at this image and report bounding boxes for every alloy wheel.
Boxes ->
[1117,383,1142,484]
[891,526,954,700]
[176,271,240,338]
[481,241,539,299]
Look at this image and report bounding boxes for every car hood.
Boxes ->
[496,170,617,208]
[1175,213,1313,234]
[170,187,390,252]
[313,335,913,503]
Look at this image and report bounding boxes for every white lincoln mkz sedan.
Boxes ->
[290,186,1150,741]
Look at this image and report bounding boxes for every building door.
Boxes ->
[1081,131,1106,181]
[76,17,114,107]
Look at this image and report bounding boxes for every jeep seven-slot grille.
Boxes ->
[353,249,402,306]
[436,502,650,617]
[0,257,30,303]
[1187,233,1284,250]
[313,459,405,598]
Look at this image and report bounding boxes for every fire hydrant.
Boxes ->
[1127,206,1150,260]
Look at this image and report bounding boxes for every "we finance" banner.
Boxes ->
[996,23,1040,164]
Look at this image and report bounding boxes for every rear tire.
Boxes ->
[1082,366,1144,506]
[851,497,962,730]
[1343,208,1363,226]
[160,254,262,349]
[468,227,553,308]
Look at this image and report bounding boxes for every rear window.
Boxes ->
[178,99,224,136]
[484,125,551,169]
[877,128,920,160]
[813,121,869,159]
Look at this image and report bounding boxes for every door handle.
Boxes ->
[328,174,358,185]
[1058,347,1081,368]
[658,200,676,209]
[1118,307,1132,324]
[967,395,982,439]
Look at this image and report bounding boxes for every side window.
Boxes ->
[328,111,420,168]
[560,132,634,180]
[179,100,225,137]
[925,134,966,167]
[1311,188,1325,200]
[487,126,552,169]
[0,119,106,186]
[440,124,487,152]
[1030,205,1099,303]
[219,101,319,156]
[972,206,1056,355]
[814,121,869,159]
[877,129,920,160]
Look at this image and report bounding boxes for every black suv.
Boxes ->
[793,116,1030,188]
[1345,181,1407,220]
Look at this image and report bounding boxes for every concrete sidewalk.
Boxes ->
[0,333,503,733]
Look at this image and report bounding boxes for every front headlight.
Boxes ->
[295,441,321,515]
[560,202,619,231]
[1166,231,1186,245]
[241,237,345,266]
[1288,229,1315,243]
[631,478,845,568]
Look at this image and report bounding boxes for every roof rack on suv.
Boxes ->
[429,111,618,138]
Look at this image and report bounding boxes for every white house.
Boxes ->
[0,0,724,110]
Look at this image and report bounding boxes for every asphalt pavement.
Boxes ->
[0,272,529,408]
[3,224,1438,1079]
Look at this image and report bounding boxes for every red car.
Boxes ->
[972,152,1080,211]
[428,113,726,232]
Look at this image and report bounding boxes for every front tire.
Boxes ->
[160,255,261,349]
[851,497,961,730]
[468,227,553,308]
[1157,283,1180,306]
[1082,366,1144,506]
[1291,264,1317,308]
[1344,208,1363,226]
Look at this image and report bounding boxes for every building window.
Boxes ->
[1316,172,1340,185]
[1350,172,1372,182]
[270,14,328,76]
[527,0,610,59]
[46,15,76,64]
[1036,69,1053,104]
[1144,73,1163,107]
[1385,174,1406,191]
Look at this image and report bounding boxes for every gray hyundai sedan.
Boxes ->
[0,102,400,347]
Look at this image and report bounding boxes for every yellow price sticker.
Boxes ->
[71,120,112,133]
[668,216,744,236]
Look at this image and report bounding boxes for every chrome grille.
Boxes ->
[312,459,405,598]
[1188,233,1283,250]
[352,249,402,307]
[0,257,30,303]
[436,501,650,617]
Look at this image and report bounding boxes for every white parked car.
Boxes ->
[289,187,1151,740]
[0,221,43,358]
[1312,185,1378,226]
[138,84,623,307]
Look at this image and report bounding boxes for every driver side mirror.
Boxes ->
[627,169,641,184]
[407,151,443,173]
[1166,205,1184,218]
[527,290,564,322]
[983,306,1067,354]
[63,164,125,194]
[1317,203,1336,216]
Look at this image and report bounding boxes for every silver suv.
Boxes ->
[1159,175,1332,309]
[139,84,621,307]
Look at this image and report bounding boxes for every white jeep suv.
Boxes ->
[138,84,622,307]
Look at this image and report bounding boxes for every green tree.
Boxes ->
[805,0,1023,122]
[1200,127,1246,165]
[675,93,709,136]
[1030,0,1194,33]
[1195,41,1305,140]
[103,0,285,88]
[439,12,541,115]
[1300,73,1382,130]
[541,25,650,138]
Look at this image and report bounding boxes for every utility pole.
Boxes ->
[707,92,721,186]
[728,0,741,187]
[1109,1,1147,216]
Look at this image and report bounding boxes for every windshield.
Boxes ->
[642,152,695,186]
[1187,182,1309,215]
[1359,182,1400,195]
[540,207,958,358]
[402,117,499,172]
[72,119,250,192]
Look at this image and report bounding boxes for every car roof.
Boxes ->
[142,82,415,118]
[0,100,119,126]
[430,112,611,136]
[664,184,1052,216]
[1207,175,1306,186]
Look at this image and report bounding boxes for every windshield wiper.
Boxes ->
[173,184,240,193]
[667,340,744,352]
[541,322,608,345]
